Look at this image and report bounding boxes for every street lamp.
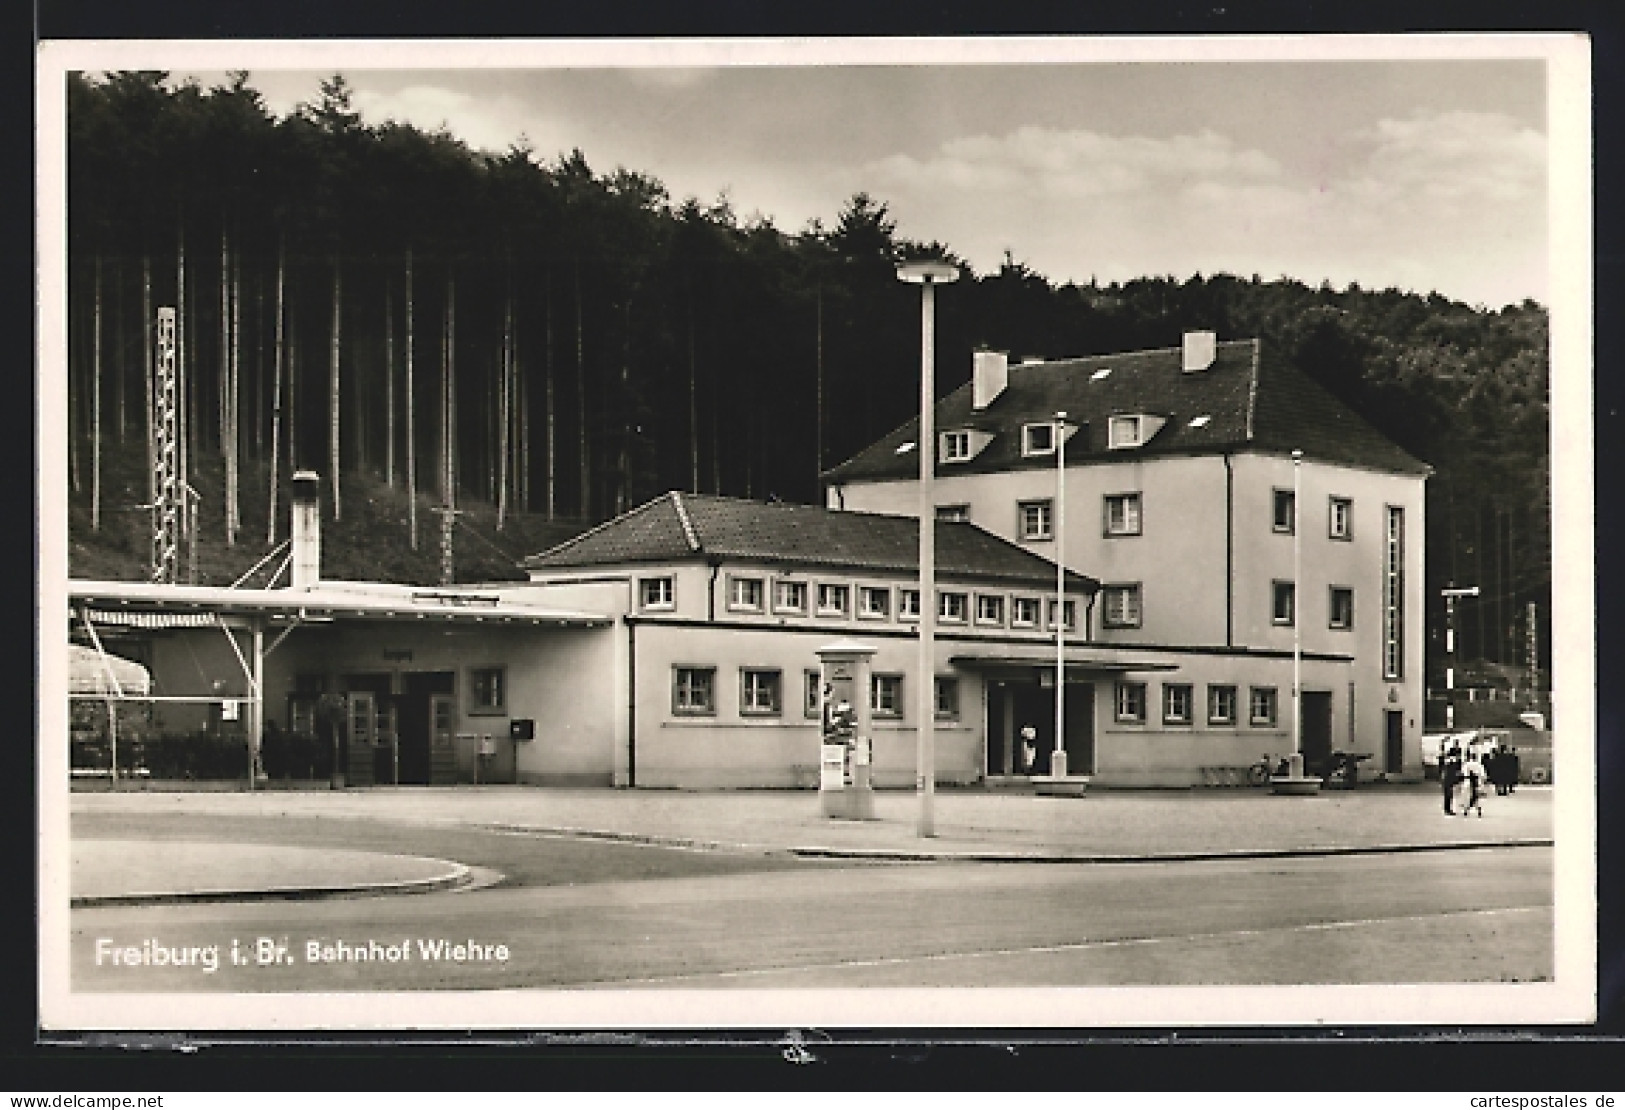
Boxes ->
[897,259,958,838]
[1442,585,1480,732]
[1053,410,1069,779]
[1293,448,1303,768]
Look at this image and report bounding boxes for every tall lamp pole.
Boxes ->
[897,259,958,838]
[1053,410,1069,779]
[1292,448,1303,768]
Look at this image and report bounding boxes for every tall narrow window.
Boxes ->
[1273,489,1296,534]
[1329,586,1354,630]
[1384,507,1405,679]
[1272,581,1296,626]
[1329,496,1353,540]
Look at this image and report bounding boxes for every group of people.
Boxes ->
[1439,742,1523,816]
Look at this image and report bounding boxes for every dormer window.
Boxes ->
[1108,414,1166,450]
[1022,422,1056,456]
[938,428,992,463]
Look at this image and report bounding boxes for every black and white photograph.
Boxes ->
[36,35,1594,1031]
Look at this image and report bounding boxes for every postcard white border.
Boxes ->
[36,32,1596,1031]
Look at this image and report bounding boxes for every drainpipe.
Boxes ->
[1223,451,1234,648]
[706,558,720,622]
[1085,589,1097,643]
[625,617,637,788]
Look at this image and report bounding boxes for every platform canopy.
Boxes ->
[67,643,151,696]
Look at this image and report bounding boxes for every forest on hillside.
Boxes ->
[62,71,1552,683]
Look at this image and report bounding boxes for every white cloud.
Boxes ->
[867,125,1283,200]
[1349,110,1547,206]
[353,84,569,156]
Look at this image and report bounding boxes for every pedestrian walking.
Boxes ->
[1507,747,1521,793]
[1441,745,1463,815]
[1462,750,1486,817]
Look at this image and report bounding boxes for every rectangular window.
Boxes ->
[1385,507,1405,678]
[816,583,850,616]
[1115,682,1147,723]
[728,576,765,612]
[740,669,782,716]
[673,667,716,715]
[938,591,968,623]
[1011,596,1040,627]
[1273,489,1296,534]
[935,504,971,523]
[858,586,891,620]
[804,669,822,718]
[1102,584,1142,629]
[1208,684,1237,726]
[1104,492,1142,536]
[1046,599,1078,631]
[941,430,971,461]
[1019,499,1053,541]
[774,580,807,614]
[1329,586,1354,630]
[639,576,674,610]
[975,594,1005,626]
[899,589,921,621]
[290,698,317,735]
[1249,686,1278,727]
[1022,422,1056,456]
[1108,415,1143,449]
[1272,580,1296,626]
[872,674,904,718]
[934,676,960,719]
[1329,496,1353,540]
[1163,683,1194,725]
[469,667,505,714]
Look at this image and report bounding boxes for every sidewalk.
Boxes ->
[71,839,472,906]
[71,782,1553,864]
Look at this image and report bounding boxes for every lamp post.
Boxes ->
[1442,585,1480,731]
[1292,448,1303,767]
[1053,410,1069,779]
[897,259,958,838]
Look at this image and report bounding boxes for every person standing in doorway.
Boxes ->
[1020,725,1038,775]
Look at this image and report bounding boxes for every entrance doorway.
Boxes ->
[1301,690,1334,774]
[986,677,1094,777]
[1385,710,1404,774]
[397,671,455,785]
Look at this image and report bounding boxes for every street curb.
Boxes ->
[474,820,1552,865]
[780,837,1555,864]
[71,861,473,908]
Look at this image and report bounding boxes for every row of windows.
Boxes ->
[945,491,1360,542]
[944,415,1158,461]
[1098,582,1356,630]
[1113,682,1282,728]
[674,667,960,720]
[642,575,1080,631]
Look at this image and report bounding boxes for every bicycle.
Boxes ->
[1247,753,1288,786]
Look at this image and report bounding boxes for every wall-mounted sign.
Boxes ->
[509,719,535,741]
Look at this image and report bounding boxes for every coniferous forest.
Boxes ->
[62,71,1552,689]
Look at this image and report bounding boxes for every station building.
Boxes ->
[822,333,1431,785]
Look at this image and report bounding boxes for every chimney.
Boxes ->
[290,470,321,590]
[1182,330,1217,373]
[972,349,1009,410]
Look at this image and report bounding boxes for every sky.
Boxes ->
[171,43,1556,308]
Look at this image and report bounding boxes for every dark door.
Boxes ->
[1063,683,1095,775]
[1301,690,1334,774]
[1385,710,1404,774]
[398,671,456,786]
[985,682,1010,776]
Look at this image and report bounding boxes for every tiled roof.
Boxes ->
[822,338,1430,482]
[523,492,1097,590]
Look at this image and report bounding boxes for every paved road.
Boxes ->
[70,814,1551,991]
